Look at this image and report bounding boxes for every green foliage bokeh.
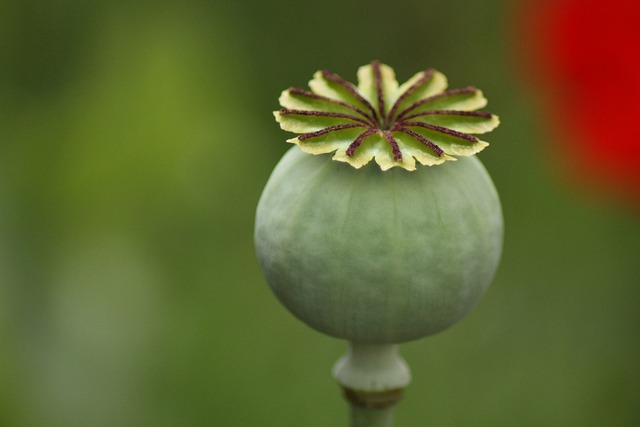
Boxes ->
[1,1,639,426]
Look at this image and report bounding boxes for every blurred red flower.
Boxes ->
[514,0,640,206]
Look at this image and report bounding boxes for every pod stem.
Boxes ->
[349,406,395,427]
[332,342,412,427]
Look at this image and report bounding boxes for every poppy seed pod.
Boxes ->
[255,61,502,344]
[255,147,502,343]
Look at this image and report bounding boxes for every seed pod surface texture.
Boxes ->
[255,147,503,343]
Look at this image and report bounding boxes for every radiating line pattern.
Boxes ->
[275,61,500,171]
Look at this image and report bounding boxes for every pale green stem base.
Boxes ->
[333,343,411,391]
[333,342,411,427]
[350,406,394,427]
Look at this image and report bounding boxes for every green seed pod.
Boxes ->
[255,147,502,343]
[255,61,503,344]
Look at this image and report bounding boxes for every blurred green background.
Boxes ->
[1,0,639,426]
